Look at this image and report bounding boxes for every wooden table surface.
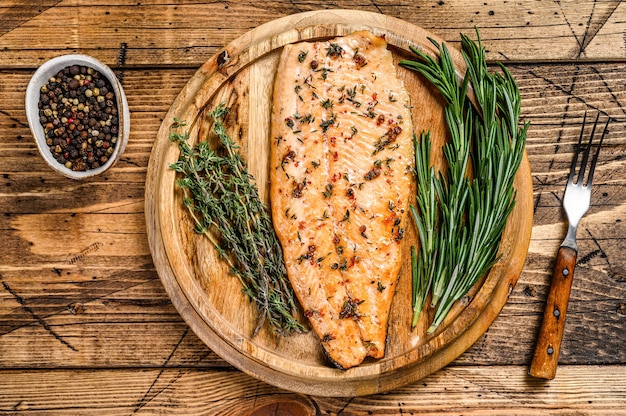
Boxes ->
[1,1,625,414]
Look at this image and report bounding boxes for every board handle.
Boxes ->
[529,246,577,379]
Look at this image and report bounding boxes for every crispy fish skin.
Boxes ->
[270,31,413,369]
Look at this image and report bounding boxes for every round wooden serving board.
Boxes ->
[145,10,533,397]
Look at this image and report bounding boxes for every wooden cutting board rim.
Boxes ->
[145,9,534,397]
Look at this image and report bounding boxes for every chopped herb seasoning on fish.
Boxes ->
[269,31,414,369]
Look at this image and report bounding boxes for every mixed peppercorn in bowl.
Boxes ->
[26,54,130,179]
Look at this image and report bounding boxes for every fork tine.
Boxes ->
[586,117,609,187]
[569,112,587,184]
[576,112,599,186]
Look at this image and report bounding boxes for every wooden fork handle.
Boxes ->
[529,246,577,379]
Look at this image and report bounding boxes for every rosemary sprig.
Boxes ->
[410,131,438,328]
[169,103,304,336]
[400,29,528,333]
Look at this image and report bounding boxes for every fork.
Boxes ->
[529,112,609,380]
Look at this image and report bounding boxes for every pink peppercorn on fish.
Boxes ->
[269,31,414,369]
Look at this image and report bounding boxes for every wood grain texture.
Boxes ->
[530,246,577,379]
[0,0,624,67]
[1,366,626,415]
[0,0,625,413]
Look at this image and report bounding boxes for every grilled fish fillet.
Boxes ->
[269,31,414,369]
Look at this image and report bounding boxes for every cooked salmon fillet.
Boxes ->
[269,31,414,369]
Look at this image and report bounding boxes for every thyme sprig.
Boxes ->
[169,103,304,336]
[401,29,528,333]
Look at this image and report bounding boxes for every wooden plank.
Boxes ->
[0,365,625,414]
[2,255,624,369]
[0,1,624,67]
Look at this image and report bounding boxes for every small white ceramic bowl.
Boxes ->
[25,54,130,179]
